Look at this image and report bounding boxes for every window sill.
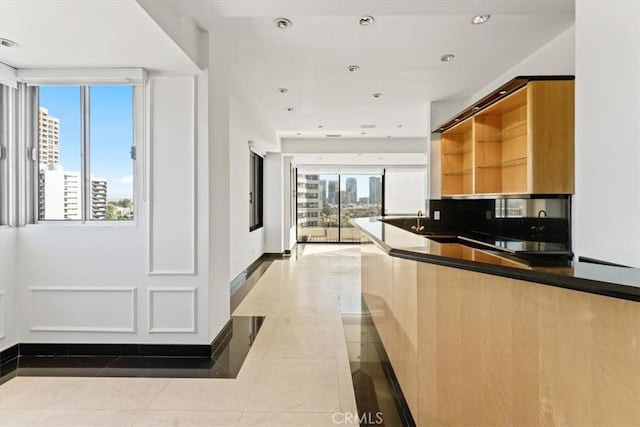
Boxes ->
[26,220,137,228]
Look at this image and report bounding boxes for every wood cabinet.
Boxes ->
[439,79,574,196]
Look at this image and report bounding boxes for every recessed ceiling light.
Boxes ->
[499,90,508,95]
[318,125,325,129]
[471,15,491,25]
[361,132,367,135]
[359,16,375,26]
[275,18,292,29]
[278,88,288,93]
[347,65,360,73]
[387,135,392,138]
[397,124,403,128]
[286,107,294,112]
[372,93,383,98]
[297,132,302,135]
[378,157,384,160]
[441,54,455,62]
[0,38,19,48]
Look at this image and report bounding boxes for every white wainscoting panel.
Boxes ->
[148,287,197,333]
[0,291,5,340]
[148,76,197,275]
[30,287,136,332]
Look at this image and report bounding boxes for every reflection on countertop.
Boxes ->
[352,217,640,302]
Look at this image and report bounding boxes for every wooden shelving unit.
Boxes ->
[441,119,473,196]
[438,79,574,197]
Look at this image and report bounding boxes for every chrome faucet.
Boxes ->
[411,210,425,232]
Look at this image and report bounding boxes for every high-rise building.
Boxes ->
[91,178,108,219]
[345,177,357,204]
[38,165,108,220]
[38,107,60,165]
[319,179,327,206]
[327,180,338,205]
[296,174,322,228]
[369,176,382,206]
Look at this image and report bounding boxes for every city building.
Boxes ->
[296,174,322,229]
[1,2,639,425]
[345,177,357,204]
[327,180,338,205]
[91,178,107,219]
[369,176,382,206]
[37,107,60,165]
[318,179,327,206]
[38,165,108,220]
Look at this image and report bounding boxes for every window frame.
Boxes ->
[31,83,142,225]
[249,151,264,232]
[0,84,11,226]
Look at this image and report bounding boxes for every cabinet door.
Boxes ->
[528,81,575,194]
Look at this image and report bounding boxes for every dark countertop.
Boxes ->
[353,217,640,302]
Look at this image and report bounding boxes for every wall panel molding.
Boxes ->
[147,76,197,276]
[29,287,136,333]
[148,287,197,333]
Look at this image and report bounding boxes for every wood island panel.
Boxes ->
[414,262,640,426]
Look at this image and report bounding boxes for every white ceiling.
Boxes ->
[0,0,198,74]
[294,152,428,167]
[165,0,575,139]
[0,0,575,141]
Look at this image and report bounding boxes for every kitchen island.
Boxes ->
[353,217,640,426]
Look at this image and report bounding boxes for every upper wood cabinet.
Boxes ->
[439,78,574,197]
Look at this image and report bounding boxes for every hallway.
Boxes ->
[0,246,362,426]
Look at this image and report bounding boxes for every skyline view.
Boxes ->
[39,85,134,201]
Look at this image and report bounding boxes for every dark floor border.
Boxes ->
[210,318,233,358]
[0,343,19,383]
[361,300,417,427]
[231,252,287,296]
[0,315,235,377]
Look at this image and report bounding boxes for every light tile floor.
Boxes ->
[0,245,361,427]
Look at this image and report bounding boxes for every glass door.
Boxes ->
[339,174,383,242]
[297,174,339,243]
[297,172,383,243]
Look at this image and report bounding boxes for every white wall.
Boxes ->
[0,228,17,351]
[264,153,284,254]
[14,75,212,345]
[574,1,640,267]
[208,34,279,339]
[466,26,575,106]
[282,138,427,154]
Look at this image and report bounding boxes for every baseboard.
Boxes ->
[18,342,212,358]
[210,318,233,357]
[0,344,20,384]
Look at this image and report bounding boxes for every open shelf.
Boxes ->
[441,119,473,196]
[477,157,527,169]
[438,79,574,197]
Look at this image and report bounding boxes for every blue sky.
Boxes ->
[39,86,133,200]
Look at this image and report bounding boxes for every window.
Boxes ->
[249,151,263,231]
[0,83,14,225]
[37,85,134,221]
